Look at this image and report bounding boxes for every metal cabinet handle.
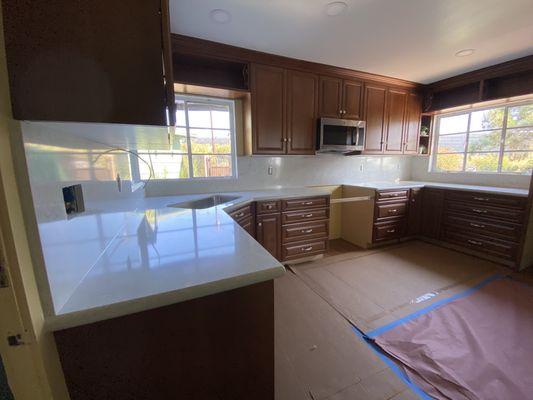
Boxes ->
[301,229,313,233]
[235,212,245,218]
[386,229,396,233]
[468,239,482,246]
[388,209,398,213]
[472,208,487,214]
[302,246,313,252]
[474,197,490,201]
[266,204,273,210]
[304,213,314,218]
[470,222,485,228]
[303,201,314,205]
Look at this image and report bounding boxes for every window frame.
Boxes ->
[431,99,533,175]
[131,94,238,182]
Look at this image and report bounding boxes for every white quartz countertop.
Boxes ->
[348,181,529,197]
[43,187,331,331]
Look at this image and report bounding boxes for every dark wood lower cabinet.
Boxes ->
[256,213,282,260]
[421,189,445,239]
[407,188,423,236]
[54,281,274,400]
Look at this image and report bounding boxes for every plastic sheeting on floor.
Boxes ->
[368,276,533,400]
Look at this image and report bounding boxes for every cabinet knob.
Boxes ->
[258,222,262,227]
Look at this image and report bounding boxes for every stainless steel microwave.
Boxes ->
[317,118,365,154]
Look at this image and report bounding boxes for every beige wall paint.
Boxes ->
[0,4,69,399]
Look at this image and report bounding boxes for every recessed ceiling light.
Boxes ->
[455,49,475,57]
[325,1,348,16]
[209,9,231,24]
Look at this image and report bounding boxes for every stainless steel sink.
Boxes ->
[168,195,240,209]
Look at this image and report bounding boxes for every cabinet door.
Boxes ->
[404,93,422,154]
[421,189,445,239]
[384,89,408,153]
[2,0,170,125]
[363,85,387,153]
[286,70,318,155]
[251,64,286,154]
[256,214,281,260]
[342,80,363,119]
[407,188,423,236]
[318,76,342,118]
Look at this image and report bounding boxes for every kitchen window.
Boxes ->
[136,96,237,180]
[432,101,533,175]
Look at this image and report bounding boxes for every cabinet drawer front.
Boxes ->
[444,213,522,242]
[238,215,255,237]
[377,190,409,202]
[376,202,407,219]
[282,220,329,243]
[281,196,329,211]
[373,221,403,241]
[442,229,518,260]
[282,208,329,224]
[228,204,253,221]
[446,191,527,209]
[282,239,327,261]
[446,201,524,222]
[256,200,281,214]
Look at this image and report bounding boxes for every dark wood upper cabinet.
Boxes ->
[319,76,343,118]
[363,85,387,153]
[2,0,174,126]
[286,70,318,155]
[404,93,422,154]
[256,214,281,260]
[384,89,408,153]
[319,76,362,119]
[342,80,363,119]
[251,64,286,154]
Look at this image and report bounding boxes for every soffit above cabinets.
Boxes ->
[169,0,533,84]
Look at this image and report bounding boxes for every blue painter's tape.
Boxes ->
[352,326,433,400]
[366,273,504,339]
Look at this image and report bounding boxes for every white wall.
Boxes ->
[146,155,412,196]
[411,156,531,189]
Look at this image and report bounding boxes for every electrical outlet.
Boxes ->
[268,165,273,175]
[359,164,364,172]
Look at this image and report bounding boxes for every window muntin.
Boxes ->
[135,96,237,180]
[432,101,533,175]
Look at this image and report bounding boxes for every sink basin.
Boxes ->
[168,195,240,209]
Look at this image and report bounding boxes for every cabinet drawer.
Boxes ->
[281,208,329,224]
[282,239,327,261]
[237,215,255,237]
[228,203,253,222]
[282,220,329,243]
[446,191,527,209]
[281,196,329,211]
[373,221,403,242]
[446,201,524,223]
[375,202,407,219]
[441,229,518,260]
[444,213,523,242]
[256,200,281,215]
[377,190,409,202]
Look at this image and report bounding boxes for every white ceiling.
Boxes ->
[169,0,533,84]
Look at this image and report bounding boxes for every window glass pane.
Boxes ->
[176,101,186,127]
[190,129,213,154]
[192,155,232,178]
[187,103,212,128]
[211,105,231,129]
[465,153,499,172]
[436,154,464,171]
[501,152,533,174]
[470,107,504,131]
[213,130,231,153]
[507,104,533,128]
[467,130,501,152]
[138,152,190,180]
[439,114,469,134]
[437,133,466,153]
[173,127,188,152]
[504,127,533,151]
